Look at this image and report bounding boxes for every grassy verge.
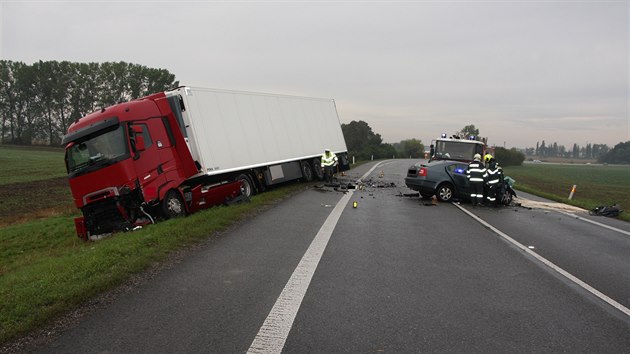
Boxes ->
[0,183,307,344]
[0,177,75,227]
[503,164,630,222]
[0,146,66,185]
[0,146,74,227]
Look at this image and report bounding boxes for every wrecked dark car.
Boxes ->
[405,160,471,202]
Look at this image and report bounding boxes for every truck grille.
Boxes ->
[82,199,128,235]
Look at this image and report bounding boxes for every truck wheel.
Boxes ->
[312,158,324,180]
[301,161,314,181]
[162,190,185,219]
[237,174,254,198]
[436,183,454,202]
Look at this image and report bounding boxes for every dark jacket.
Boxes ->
[466,160,486,183]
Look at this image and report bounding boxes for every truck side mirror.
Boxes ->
[132,126,146,152]
[135,135,146,152]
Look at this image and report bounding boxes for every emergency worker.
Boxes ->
[321,148,338,183]
[484,154,494,168]
[485,154,503,205]
[466,153,486,206]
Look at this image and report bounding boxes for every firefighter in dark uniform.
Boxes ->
[485,154,503,206]
[466,153,486,206]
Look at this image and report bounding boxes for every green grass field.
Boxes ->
[0,145,67,185]
[503,163,630,221]
[0,146,75,227]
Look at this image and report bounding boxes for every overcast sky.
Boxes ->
[1,0,628,148]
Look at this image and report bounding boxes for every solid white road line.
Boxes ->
[247,161,387,354]
[453,203,630,318]
[556,210,630,237]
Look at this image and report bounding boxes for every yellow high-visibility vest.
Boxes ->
[321,151,338,167]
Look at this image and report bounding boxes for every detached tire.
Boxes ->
[301,161,314,181]
[312,158,324,181]
[162,190,186,219]
[436,183,454,202]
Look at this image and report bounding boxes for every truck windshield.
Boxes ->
[434,141,482,161]
[66,125,129,174]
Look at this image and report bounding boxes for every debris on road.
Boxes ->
[396,192,420,198]
[422,196,438,206]
[516,198,585,213]
[589,204,623,218]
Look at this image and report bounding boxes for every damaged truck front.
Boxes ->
[63,92,242,240]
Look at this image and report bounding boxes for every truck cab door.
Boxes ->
[130,120,170,203]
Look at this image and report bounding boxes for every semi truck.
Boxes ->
[62,86,349,240]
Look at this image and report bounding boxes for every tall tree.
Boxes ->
[0,60,16,144]
[341,120,382,153]
[399,138,424,158]
[599,141,630,164]
[340,120,399,160]
[459,124,479,138]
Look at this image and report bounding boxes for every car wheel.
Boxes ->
[162,190,186,219]
[436,183,454,202]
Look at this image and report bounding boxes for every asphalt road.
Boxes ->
[33,160,630,353]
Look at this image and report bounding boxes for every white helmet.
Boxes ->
[473,153,481,160]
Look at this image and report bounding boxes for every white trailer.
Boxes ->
[165,86,349,195]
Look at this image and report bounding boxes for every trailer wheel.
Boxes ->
[162,190,185,219]
[300,161,314,181]
[237,174,254,198]
[312,158,324,180]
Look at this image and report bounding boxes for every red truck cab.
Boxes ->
[63,93,241,239]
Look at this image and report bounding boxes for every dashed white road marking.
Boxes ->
[453,203,630,318]
[247,161,388,354]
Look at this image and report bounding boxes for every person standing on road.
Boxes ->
[467,153,486,206]
[485,154,503,206]
[321,148,338,183]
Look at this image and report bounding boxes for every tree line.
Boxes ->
[341,120,425,160]
[525,140,629,164]
[526,141,610,160]
[0,60,178,146]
